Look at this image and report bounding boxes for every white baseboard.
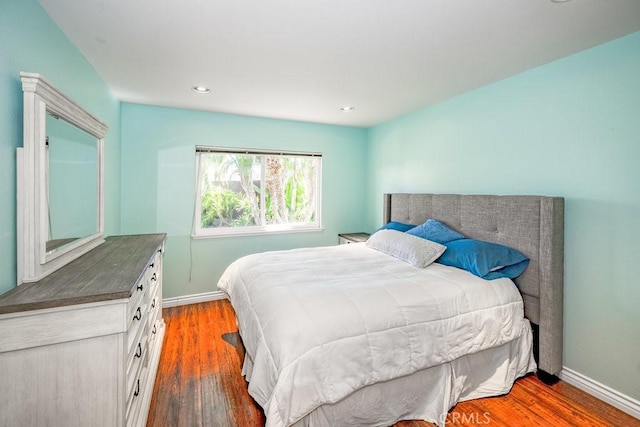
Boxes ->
[560,367,640,420]
[162,290,227,308]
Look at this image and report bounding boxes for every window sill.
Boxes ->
[192,226,324,239]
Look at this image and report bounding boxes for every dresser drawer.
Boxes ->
[147,283,160,325]
[127,310,147,363]
[126,365,148,426]
[127,282,146,330]
[146,251,161,292]
[126,328,148,420]
[127,295,148,354]
[147,317,162,365]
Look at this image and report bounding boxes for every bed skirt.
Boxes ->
[243,320,536,427]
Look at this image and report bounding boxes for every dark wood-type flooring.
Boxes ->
[147,300,640,427]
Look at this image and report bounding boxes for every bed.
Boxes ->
[218,193,564,426]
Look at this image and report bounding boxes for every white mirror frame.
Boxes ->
[17,72,107,284]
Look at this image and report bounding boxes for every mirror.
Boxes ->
[45,114,99,253]
[17,72,107,284]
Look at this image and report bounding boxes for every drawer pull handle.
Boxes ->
[137,282,143,291]
[151,273,157,282]
[152,324,157,335]
[133,379,140,397]
[151,299,156,309]
[150,262,155,268]
[135,342,142,358]
[133,307,142,321]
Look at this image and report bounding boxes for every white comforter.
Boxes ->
[218,243,531,427]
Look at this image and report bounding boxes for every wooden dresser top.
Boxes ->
[0,234,166,315]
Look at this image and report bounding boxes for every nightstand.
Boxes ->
[338,232,370,245]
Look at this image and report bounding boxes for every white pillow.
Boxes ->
[366,229,446,268]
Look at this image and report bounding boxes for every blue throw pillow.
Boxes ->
[437,238,530,280]
[375,221,416,233]
[406,219,465,244]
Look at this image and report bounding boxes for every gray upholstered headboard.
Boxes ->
[383,193,564,377]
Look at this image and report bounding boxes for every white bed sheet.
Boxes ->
[218,243,535,427]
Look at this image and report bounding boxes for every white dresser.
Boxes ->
[0,234,166,427]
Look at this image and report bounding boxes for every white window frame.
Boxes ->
[193,146,323,238]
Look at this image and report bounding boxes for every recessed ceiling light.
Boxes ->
[192,86,211,94]
[550,0,572,3]
[339,106,355,112]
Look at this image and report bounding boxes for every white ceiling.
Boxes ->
[39,0,640,128]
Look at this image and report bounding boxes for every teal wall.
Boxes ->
[366,32,640,401]
[120,103,367,299]
[0,0,121,294]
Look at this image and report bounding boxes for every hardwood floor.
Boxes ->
[147,300,640,427]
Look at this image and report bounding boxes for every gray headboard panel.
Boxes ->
[383,193,564,376]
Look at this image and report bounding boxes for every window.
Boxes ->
[194,146,322,237]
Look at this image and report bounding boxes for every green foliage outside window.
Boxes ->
[200,187,255,228]
[198,150,320,232]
